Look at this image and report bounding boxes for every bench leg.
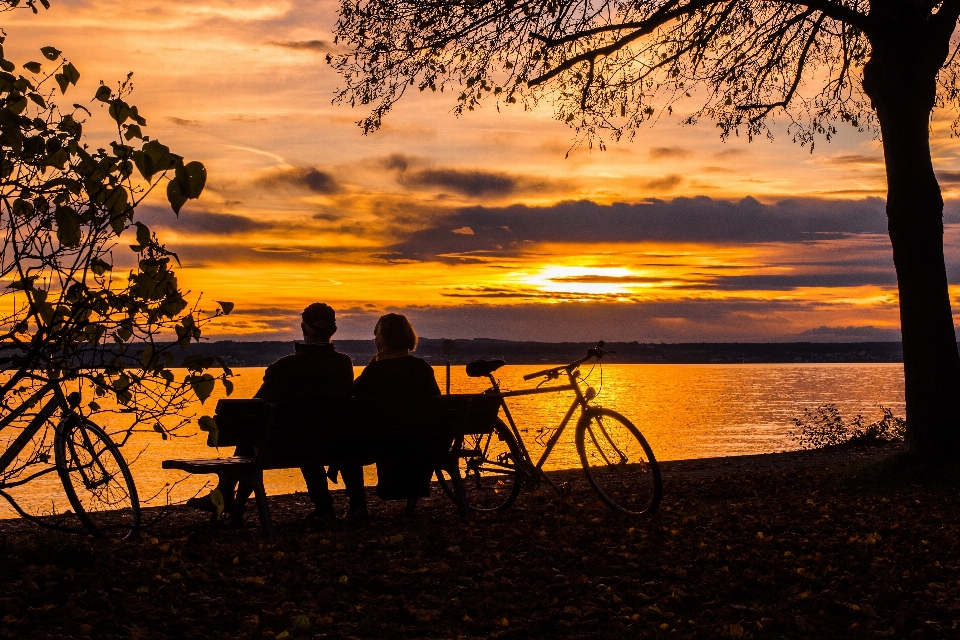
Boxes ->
[249,473,274,537]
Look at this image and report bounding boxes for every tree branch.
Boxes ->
[736,13,825,121]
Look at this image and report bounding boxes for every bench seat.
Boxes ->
[163,394,502,535]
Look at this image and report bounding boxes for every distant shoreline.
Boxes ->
[175,339,914,367]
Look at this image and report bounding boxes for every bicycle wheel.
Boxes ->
[55,415,140,539]
[575,408,661,516]
[437,418,522,512]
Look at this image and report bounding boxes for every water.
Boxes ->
[0,363,904,518]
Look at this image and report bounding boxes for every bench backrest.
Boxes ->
[211,394,503,466]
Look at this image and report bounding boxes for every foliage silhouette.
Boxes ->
[1,0,232,519]
[329,0,960,460]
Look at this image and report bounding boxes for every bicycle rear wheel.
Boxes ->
[55,415,140,539]
[437,418,522,512]
[575,408,661,516]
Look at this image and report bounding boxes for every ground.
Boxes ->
[1,443,958,639]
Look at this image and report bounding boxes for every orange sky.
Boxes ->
[4,1,959,342]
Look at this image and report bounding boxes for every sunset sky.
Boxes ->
[5,0,960,342]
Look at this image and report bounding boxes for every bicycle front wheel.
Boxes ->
[575,408,661,516]
[55,415,140,539]
[438,418,522,513]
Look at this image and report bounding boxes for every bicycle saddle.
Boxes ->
[466,359,505,377]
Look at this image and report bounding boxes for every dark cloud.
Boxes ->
[332,299,902,343]
[167,117,201,126]
[795,325,901,342]
[267,40,327,51]
[649,147,690,159]
[257,167,342,194]
[705,272,898,291]
[380,153,547,197]
[384,196,890,262]
[135,206,275,235]
[937,171,960,184]
[406,169,520,197]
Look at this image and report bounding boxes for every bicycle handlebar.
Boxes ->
[522,341,613,381]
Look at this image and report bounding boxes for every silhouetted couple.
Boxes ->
[188,304,440,526]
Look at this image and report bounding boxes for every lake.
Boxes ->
[0,363,905,518]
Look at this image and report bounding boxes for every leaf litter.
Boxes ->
[0,443,958,639]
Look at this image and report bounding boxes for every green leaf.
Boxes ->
[63,62,80,85]
[190,373,216,403]
[198,415,219,447]
[124,124,143,140]
[166,177,187,214]
[216,301,235,315]
[55,73,68,93]
[23,61,42,74]
[223,378,234,396]
[28,92,45,107]
[94,85,111,102]
[40,46,61,60]
[8,95,27,114]
[0,60,14,73]
[160,369,175,385]
[153,422,168,440]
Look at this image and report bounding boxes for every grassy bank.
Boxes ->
[1,444,958,639]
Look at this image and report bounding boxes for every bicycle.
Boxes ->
[437,342,662,516]
[0,375,140,539]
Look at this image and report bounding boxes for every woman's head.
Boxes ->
[374,313,418,352]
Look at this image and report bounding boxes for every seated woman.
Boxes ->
[353,313,441,515]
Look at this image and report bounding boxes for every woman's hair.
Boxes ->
[375,313,418,351]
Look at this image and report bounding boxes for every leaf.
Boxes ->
[222,378,234,396]
[124,124,143,140]
[0,60,14,73]
[54,206,82,246]
[94,85,111,102]
[153,422,168,440]
[190,373,216,403]
[54,72,68,93]
[216,301,235,315]
[40,46,61,60]
[175,160,206,199]
[23,61,42,74]
[63,61,80,85]
[197,415,219,447]
[166,177,187,214]
[291,615,311,634]
[134,221,151,250]
[90,257,112,276]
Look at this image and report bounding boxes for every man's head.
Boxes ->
[301,303,337,343]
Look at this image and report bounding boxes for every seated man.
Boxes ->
[188,303,366,523]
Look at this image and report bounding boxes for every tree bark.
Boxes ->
[863,18,960,459]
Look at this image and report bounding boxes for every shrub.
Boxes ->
[790,405,905,450]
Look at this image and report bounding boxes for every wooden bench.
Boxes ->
[162,394,502,535]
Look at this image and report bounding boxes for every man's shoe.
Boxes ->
[346,506,369,522]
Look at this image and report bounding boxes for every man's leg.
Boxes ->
[339,463,367,514]
[301,465,335,515]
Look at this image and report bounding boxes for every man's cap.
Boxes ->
[302,303,336,330]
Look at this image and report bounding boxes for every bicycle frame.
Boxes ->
[0,383,64,480]
[482,362,597,494]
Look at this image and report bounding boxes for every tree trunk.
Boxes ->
[863,28,960,459]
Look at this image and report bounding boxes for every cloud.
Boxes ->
[937,171,960,184]
[383,196,890,262]
[256,166,343,194]
[649,147,691,159]
[136,206,276,235]
[267,40,327,51]
[640,175,683,191]
[405,168,522,197]
[167,117,201,126]
[380,153,550,197]
[821,154,885,166]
